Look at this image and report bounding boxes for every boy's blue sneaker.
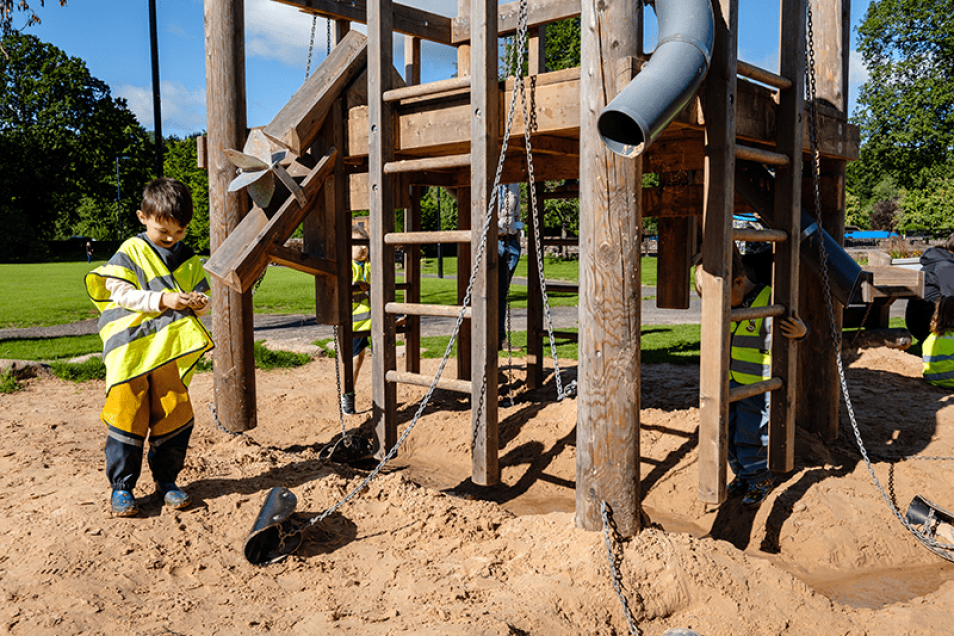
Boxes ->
[741,476,774,509]
[110,490,139,517]
[727,477,747,498]
[156,483,191,510]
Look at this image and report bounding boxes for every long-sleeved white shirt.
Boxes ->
[104,277,210,316]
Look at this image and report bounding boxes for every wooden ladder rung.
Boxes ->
[386,370,472,394]
[737,60,792,90]
[385,230,472,245]
[729,377,783,403]
[736,144,789,167]
[730,303,786,323]
[545,282,579,293]
[540,238,580,247]
[383,76,472,103]
[732,228,788,243]
[384,153,470,174]
[386,302,471,319]
[549,329,579,340]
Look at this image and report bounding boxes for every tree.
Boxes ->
[0,33,153,260]
[0,0,67,40]
[896,178,954,236]
[163,136,211,253]
[851,0,954,196]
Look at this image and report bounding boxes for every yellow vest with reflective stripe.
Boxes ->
[922,332,954,388]
[730,285,772,385]
[351,259,371,332]
[85,236,214,391]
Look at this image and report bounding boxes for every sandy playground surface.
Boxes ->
[2,341,954,635]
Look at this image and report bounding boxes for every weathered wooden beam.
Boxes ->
[205,0,256,433]
[768,0,807,475]
[263,30,367,155]
[368,0,399,458]
[274,0,453,44]
[269,244,337,278]
[203,148,337,293]
[345,69,858,162]
[470,0,500,488]
[656,216,696,310]
[697,0,738,505]
[451,0,581,43]
[576,0,642,536]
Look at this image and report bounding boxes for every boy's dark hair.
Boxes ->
[931,296,954,335]
[141,178,194,226]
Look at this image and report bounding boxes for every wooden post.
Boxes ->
[333,19,355,399]
[369,0,398,456]
[576,0,642,535]
[697,0,738,503]
[205,0,256,433]
[797,0,849,440]
[456,0,472,384]
[404,35,422,375]
[526,25,546,390]
[769,0,807,473]
[470,0,499,487]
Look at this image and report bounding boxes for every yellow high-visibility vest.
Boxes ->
[86,236,214,391]
[351,259,371,333]
[730,285,773,385]
[923,332,954,388]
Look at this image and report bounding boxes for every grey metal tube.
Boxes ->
[598,0,714,158]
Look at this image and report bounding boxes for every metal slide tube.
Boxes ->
[597,0,715,158]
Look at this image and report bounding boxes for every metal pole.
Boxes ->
[437,187,443,278]
[149,0,164,176]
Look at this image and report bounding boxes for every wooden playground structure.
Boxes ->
[202,0,861,537]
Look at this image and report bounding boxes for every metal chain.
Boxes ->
[600,501,642,636]
[805,4,954,552]
[331,325,347,437]
[272,0,536,544]
[511,0,566,400]
[850,301,875,346]
[327,16,332,56]
[305,14,317,79]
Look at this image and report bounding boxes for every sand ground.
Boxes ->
[2,340,953,635]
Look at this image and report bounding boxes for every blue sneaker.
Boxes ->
[742,476,774,509]
[156,483,191,510]
[110,490,139,517]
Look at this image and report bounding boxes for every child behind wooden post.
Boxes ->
[695,246,807,508]
[922,296,954,388]
[341,224,371,415]
[85,178,214,517]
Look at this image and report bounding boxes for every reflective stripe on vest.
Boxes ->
[730,285,773,385]
[85,237,214,390]
[923,332,954,388]
[351,259,371,332]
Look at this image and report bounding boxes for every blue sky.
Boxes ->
[24,0,873,139]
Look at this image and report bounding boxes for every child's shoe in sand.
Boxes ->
[110,490,139,517]
[157,483,191,510]
[741,476,773,509]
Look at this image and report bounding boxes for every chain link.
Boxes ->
[600,501,642,636]
[805,4,954,553]
[305,14,317,80]
[331,325,347,437]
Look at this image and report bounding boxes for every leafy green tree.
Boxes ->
[0,33,153,260]
[896,178,954,236]
[852,0,954,195]
[163,135,211,253]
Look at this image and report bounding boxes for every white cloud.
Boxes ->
[116,81,207,137]
[849,48,869,88]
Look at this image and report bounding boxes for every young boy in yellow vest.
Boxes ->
[922,296,954,388]
[725,247,806,507]
[341,225,371,415]
[86,178,214,517]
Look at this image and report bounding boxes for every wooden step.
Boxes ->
[735,144,789,167]
[728,377,783,403]
[383,76,471,103]
[386,370,471,394]
[386,302,472,319]
[732,228,788,243]
[730,303,786,323]
[737,60,792,89]
[385,230,472,245]
[384,153,471,174]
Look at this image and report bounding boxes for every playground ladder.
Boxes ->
[697,0,806,503]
